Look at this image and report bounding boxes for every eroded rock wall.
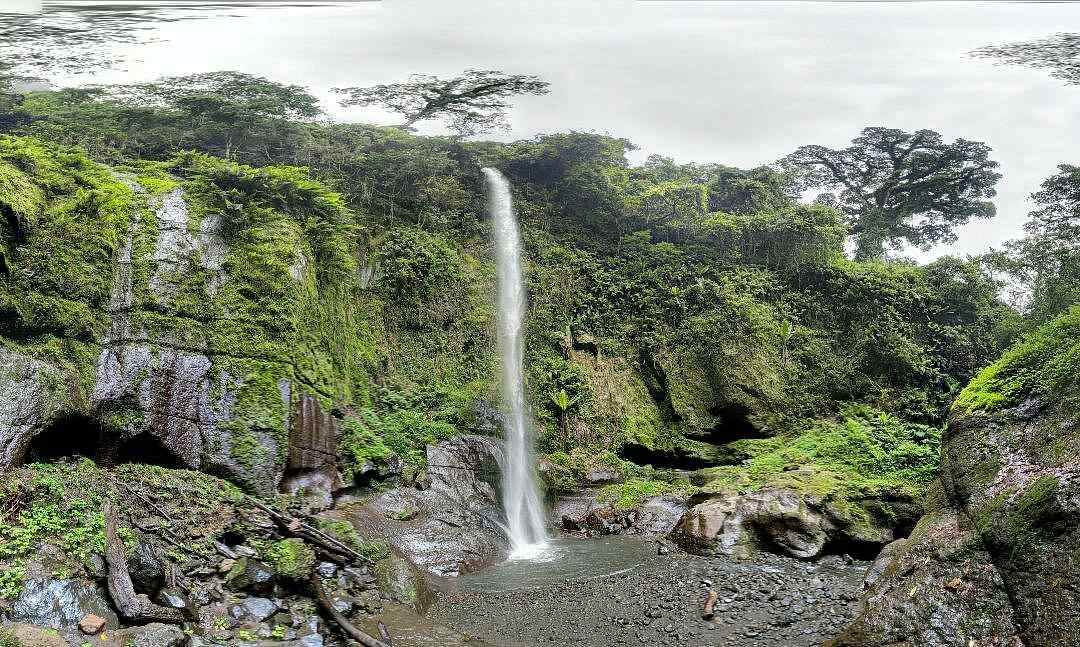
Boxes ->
[833,308,1080,647]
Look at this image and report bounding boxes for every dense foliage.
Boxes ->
[0,72,1044,503]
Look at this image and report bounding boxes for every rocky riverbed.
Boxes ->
[427,538,868,647]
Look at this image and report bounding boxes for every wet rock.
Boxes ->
[229,596,279,623]
[350,435,508,576]
[555,490,689,537]
[830,508,1019,647]
[8,578,119,633]
[374,552,432,612]
[110,622,187,647]
[584,466,621,485]
[282,393,341,502]
[314,562,337,579]
[225,558,276,595]
[834,332,1080,647]
[0,348,67,467]
[861,538,907,590]
[157,586,192,611]
[128,541,167,594]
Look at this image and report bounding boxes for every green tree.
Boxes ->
[990,164,1080,325]
[334,69,549,137]
[109,71,321,161]
[780,127,1001,261]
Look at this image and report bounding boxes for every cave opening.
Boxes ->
[26,413,104,463]
[705,403,768,443]
[113,432,183,469]
[618,442,714,471]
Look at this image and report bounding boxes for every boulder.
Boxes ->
[109,622,187,647]
[338,435,508,576]
[672,488,833,559]
[127,541,166,595]
[8,578,119,635]
[554,490,689,537]
[228,596,279,623]
[224,558,276,595]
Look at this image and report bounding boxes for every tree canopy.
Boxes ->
[334,69,549,137]
[779,127,1001,261]
[972,32,1080,86]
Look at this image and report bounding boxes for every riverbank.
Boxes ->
[427,538,868,647]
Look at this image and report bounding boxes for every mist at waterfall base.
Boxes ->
[484,167,550,561]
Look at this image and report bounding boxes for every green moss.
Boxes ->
[598,478,690,510]
[263,538,316,580]
[702,405,940,520]
[338,415,392,482]
[1008,475,1060,540]
[954,306,1080,415]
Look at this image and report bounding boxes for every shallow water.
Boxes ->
[456,536,653,593]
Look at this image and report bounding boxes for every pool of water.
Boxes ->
[455,535,654,593]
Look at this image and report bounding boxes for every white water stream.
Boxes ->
[484,167,550,560]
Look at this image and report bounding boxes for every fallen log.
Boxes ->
[103,498,184,624]
[309,572,391,647]
[249,499,372,565]
[378,621,393,645]
[702,589,718,620]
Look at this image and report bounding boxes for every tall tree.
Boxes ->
[108,71,322,161]
[780,127,1001,261]
[990,164,1080,324]
[972,33,1080,86]
[334,69,549,137]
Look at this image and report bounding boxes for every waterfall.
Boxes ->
[484,167,550,560]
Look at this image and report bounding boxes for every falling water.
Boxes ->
[484,167,550,560]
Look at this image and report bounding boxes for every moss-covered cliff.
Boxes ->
[833,306,1080,647]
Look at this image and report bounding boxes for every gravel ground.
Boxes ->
[427,547,867,647]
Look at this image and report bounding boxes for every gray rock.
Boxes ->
[862,538,908,590]
[225,558,276,595]
[0,348,67,467]
[672,489,833,559]
[8,578,118,633]
[157,586,192,611]
[350,435,509,576]
[229,596,279,622]
[128,541,166,594]
[111,622,187,647]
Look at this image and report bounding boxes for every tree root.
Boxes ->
[103,497,184,624]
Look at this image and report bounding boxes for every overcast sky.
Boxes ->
[34,0,1080,258]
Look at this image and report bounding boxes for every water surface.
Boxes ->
[456,536,653,593]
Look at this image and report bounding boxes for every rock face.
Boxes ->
[833,309,1080,647]
[0,154,359,497]
[0,348,66,465]
[341,435,508,576]
[670,487,900,560]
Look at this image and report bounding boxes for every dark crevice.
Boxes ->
[703,403,767,442]
[619,442,714,470]
[820,534,886,561]
[27,413,105,463]
[113,432,183,468]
